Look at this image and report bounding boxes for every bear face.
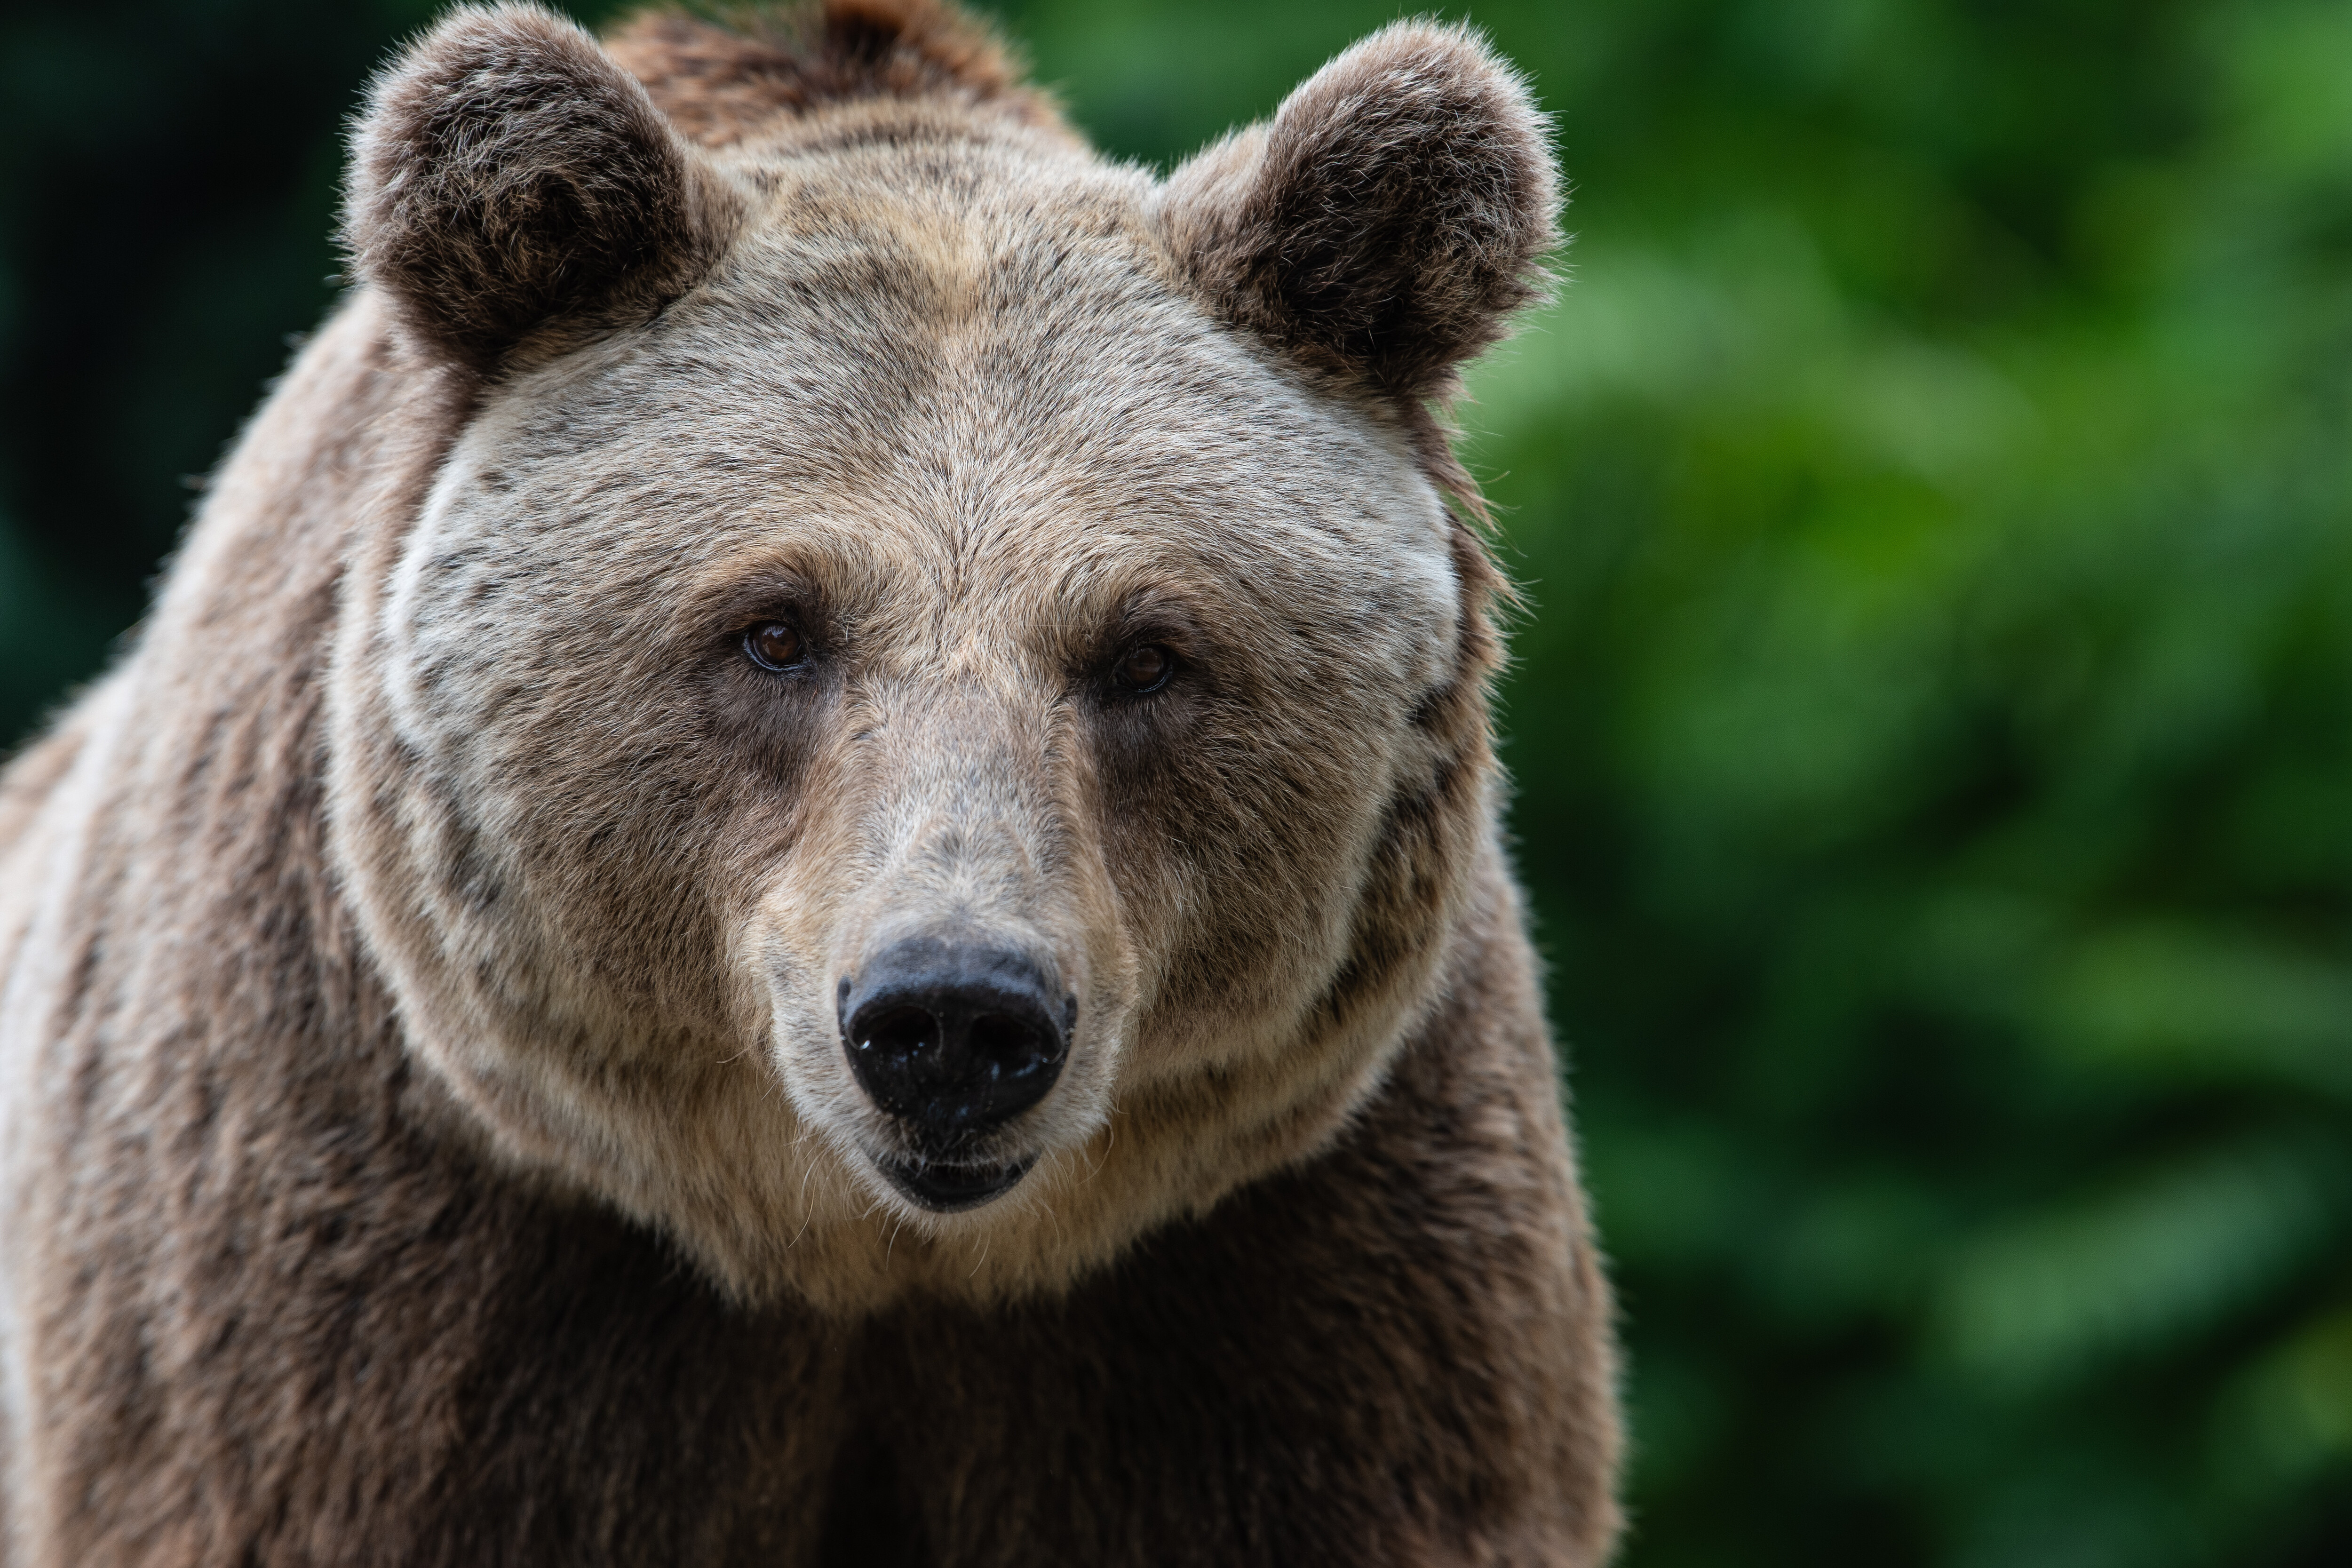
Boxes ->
[327,1,1556,1313]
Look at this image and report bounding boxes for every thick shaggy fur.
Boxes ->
[1161,24,1557,402]
[348,8,741,369]
[0,3,1620,1563]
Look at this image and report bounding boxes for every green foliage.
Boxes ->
[0,0,449,735]
[4,0,2349,1561]
[1438,1,2352,1561]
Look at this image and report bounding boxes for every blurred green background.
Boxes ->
[4,0,2350,1561]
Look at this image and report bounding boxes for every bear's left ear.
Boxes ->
[1160,23,1559,403]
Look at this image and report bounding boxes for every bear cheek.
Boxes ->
[1145,585,1464,1059]
[1094,692,1372,1056]
[394,605,741,1039]
[728,751,877,1087]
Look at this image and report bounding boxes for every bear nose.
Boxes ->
[839,939,1070,1143]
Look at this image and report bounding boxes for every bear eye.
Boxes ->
[743,621,807,672]
[1113,642,1175,695]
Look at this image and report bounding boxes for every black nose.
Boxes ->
[840,939,1070,1144]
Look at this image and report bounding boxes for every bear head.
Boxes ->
[326,0,1558,1311]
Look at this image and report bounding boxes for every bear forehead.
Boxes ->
[429,138,1459,639]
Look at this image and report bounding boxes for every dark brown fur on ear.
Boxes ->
[606,0,1062,148]
[346,3,739,371]
[1164,22,1560,405]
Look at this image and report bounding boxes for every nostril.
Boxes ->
[855,1005,941,1065]
[969,1012,1042,1069]
[847,1003,953,1123]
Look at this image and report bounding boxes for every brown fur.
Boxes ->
[347,5,742,370]
[607,0,1065,146]
[1161,23,1559,404]
[0,4,1618,1563]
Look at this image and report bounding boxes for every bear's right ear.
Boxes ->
[344,3,739,372]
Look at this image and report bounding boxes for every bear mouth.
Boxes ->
[876,1154,1037,1213]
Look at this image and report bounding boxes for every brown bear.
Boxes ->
[0,2,1621,1562]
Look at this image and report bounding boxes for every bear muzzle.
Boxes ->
[838,936,1073,1211]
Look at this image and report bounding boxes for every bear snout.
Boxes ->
[838,936,1072,1199]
